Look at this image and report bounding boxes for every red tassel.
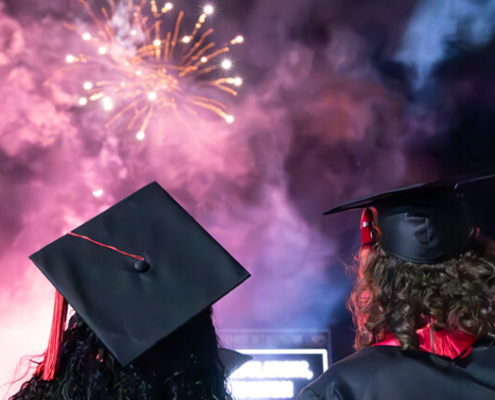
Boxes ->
[360,208,375,249]
[35,290,69,381]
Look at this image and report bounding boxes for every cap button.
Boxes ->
[134,260,150,273]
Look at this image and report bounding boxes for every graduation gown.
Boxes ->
[298,338,495,400]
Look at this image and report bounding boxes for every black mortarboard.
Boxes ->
[30,182,250,370]
[323,173,495,264]
[218,348,253,375]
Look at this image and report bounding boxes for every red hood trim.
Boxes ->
[374,324,477,359]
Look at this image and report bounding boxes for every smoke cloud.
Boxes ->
[396,0,495,89]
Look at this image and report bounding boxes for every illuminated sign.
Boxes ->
[219,330,330,400]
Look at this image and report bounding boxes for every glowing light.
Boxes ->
[203,4,214,15]
[65,54,76,63]
[227,349,327,400]
[230,381,294,399]
[236,349,329,371]
[78,97,88,106]
[92,189,104,197]
[231,361,314,380]
[221,59,232,70]
[233,77,243,86]
[102,97,114,111]
[136,131,145,140]
[233,35,244,43]
[89,93,104,101]
[82,32,92,41]
[63,0,244,133]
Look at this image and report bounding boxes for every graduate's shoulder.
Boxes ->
[316,345,405,383]
[298,345,404,400]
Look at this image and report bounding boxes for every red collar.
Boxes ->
[374,324,477,359]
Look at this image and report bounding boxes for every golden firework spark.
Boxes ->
[64,0,244,139]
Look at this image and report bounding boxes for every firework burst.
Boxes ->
[64,0,244,140]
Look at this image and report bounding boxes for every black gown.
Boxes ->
[298,338,495,400]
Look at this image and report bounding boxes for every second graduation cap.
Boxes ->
[30,182,250,371]
[323,173,495,264]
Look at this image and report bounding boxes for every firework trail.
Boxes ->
[61,0,244,140]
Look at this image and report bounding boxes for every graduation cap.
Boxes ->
[323,172,495,264]
[217,348,253,376]
[30,182,250,380]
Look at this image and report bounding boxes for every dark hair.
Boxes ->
[10,307,231,400]
[349,236,495,351]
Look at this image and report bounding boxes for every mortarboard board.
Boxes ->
[30,182,250,378]
[218,348,253,375]
[323,172,495,264]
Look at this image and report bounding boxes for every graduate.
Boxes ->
[299,174,495,400]
[10,182,250,400]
